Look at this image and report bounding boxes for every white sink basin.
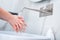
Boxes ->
[0,31,50,40]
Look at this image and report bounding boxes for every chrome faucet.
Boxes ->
[21,3,53,17]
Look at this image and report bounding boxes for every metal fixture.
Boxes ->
[21,3,53,17]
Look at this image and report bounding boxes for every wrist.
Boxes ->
[7,14,14,22]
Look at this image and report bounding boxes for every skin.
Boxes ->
[0,7,26,32]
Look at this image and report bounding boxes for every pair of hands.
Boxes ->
[0,7,26,32]
[8,15,26,32]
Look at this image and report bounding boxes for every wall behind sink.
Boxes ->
[0,0,19,13]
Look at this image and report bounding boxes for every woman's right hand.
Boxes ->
[8,15,26,32]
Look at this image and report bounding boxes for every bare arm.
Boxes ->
[0,7,13,21]
[0,7,26,32]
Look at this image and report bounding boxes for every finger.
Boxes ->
[18,22,23,31]
[18,17,25,24]
[15,24,19,32]
[20,18,25,22]
[18,16,24,19]
[12,24,18,32]
[18,19,27,26]
[12,25,16,31]
[15,23,21,32]
[18,16,27,26]
[18,19,24,26]
[17,20,26,32]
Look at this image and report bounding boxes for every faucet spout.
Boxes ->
[21,3,53,17]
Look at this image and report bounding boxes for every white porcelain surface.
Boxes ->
[0,31,50,40]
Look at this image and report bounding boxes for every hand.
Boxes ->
[8,15,26,32]
[0,7,26,32]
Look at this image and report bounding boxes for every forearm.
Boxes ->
[0,7,13,21]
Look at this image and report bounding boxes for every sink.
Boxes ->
[0,31,50,40]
